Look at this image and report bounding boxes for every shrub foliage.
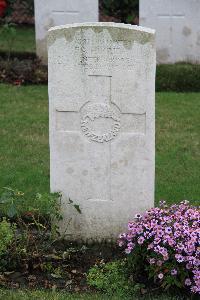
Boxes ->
[101,0,139,23]
[0,218,14,257]
[0,187,81,273]
[87,259,142,298]
[156,64,200,92]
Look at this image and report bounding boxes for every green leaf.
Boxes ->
[51,273,62,279]
[0,193,13,204]
[36,193,42,199]
[73,204,81,214]
[7,204,17,218]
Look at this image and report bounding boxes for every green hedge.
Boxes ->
[0,56,200,92]
[156,63,200,92]
[101,0,139,23]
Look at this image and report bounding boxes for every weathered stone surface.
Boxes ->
[140,0,200,64]
[34,0,99,64]
[48,23,156,242]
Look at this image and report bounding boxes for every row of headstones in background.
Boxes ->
[35,0,200,65]
[140,0,200,64]
[34,0,99,64]
[48,23,156,242]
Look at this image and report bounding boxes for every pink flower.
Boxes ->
[149,258,155,265]
[165,227,172,234]
[158,273,164,280]
[185,278,192,286]
[163,254,169,261]
[147,243,154,250]
[157,260,163,267]
[118,241,124,247]
[186,263,192,270]
[136,225,143,234]
[118,201,200,294]
[171,269,177,276]
[125,248,132,254]
[137,236,144,245]
[175,254,184,263]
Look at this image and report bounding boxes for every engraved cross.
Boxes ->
[55,74,146,203]
[56,74,146,140]
[157,3,185,46]
[52,2,80,20]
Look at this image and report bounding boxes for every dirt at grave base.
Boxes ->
[0,242,123,292]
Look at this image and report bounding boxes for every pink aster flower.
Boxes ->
[175,254,184,263]
[186,263,192,270]
[158,273,164,280]
[149,258,155,265]
[171,269,177,276]
[157,260,163,267]
[165,226,172,234]
[125,248,132,254]
[138,236,144,245]
[118,201,200,295]
[118,241,124,247]
[185,278,192,286]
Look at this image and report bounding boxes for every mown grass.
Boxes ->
[0,84,49,196]
[0,290,104,300]
[0,25,35,54]
[0,84,199,207]
[156,92,200,205]
[0,289,184,300]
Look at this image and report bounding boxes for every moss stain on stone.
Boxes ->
[48,25,155,50]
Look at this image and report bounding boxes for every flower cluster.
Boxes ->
[0,0,7,18]
[118,201,200,294]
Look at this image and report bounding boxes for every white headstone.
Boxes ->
[34,0,99,64]
[140,0,200,64]
[48,23,156,242]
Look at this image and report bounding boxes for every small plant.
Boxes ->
[118,201,200,295]
[0,23,16,60]
[0,187,62,220]
[0,187,81,272]
[0,187,24,218]
[87,259,141,298]
[0,218,14,257]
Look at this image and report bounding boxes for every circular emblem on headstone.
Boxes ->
[80,102,121,143]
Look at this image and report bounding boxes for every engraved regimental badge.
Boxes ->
[80,102,121,143]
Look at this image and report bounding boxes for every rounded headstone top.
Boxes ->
[48,22,155,35]
[48,22,155,48]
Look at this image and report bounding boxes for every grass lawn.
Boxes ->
[0,84,48,196]
[156,92,200,205]
[0,25,35,54]
[0,290,107,300]
[0,289,183,300]
[0,84,199,206]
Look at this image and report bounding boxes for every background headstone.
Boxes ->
[48,23,156,242]
[34,0,99,64]
[140,0,200,64]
